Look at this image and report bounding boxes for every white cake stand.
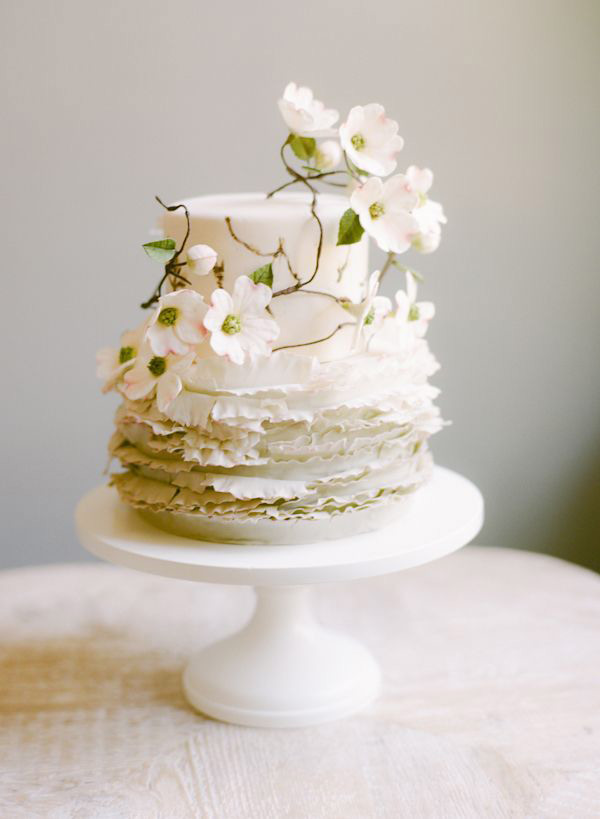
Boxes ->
[75,466,483,728]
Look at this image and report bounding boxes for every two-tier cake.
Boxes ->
[97,83,447,544]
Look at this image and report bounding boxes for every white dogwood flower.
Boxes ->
[203,276,280,365]
[146,289,208,357]
[96,323,146,393]
[362,271,392,330]
[412,198,447,254]
[395,272,435,337]
[186,244,218,277]
[122,345,195,413]
[406,165,434,197]
[340,104,404,176]
[351,175,419,254]
[347,271,392,350]
[278,82,339,136]
[314,140,342,171]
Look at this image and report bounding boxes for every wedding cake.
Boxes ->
[97,83,447,544]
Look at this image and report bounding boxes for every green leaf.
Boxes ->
[142,238,177,263]
[336,209,365,246]
[289,135,316,160]
[250,263,273,288]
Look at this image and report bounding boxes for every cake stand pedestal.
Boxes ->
[75,466,483,728]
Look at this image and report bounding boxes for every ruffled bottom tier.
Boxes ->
[108,349,443,545]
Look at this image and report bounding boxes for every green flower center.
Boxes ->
[351,133,366,151]
[147,356,167,376]
[158,307,178,326]
[408,304,420,321]
[221,314,241,335]
[364,307,375,326]
[119,345,135,364]
[369,202,385,219]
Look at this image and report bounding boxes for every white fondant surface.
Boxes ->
[163,192,369,360]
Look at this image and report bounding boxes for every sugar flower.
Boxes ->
[314,140,342,171]
[340,104,404,176]
[395,272,435,337]
[96,323,146,393]
[122,345,195,413]
[413,198,447,254]
[146,289,208,357]
[406,165,434,197]
[203,276,280,365]
[278,82,339,137]
[351,270,392,350]
[404,165,446,253]
[365,281,392,333]
[351,175,419,254]
[186,244,218,277]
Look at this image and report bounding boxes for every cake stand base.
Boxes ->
[183,585,380,728]
[76,466,483,728]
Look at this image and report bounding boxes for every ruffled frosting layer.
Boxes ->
[109,342,443,543]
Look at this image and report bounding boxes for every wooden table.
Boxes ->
[1,547,599,818]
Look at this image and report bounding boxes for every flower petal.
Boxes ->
[350,177,383,216]
[234,276,272,314]
[406,166,434,195]
[156,371,182,412]
[146,324,190,356]
[122,363,155,401]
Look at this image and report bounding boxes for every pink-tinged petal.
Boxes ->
[241,315,280,344]
[225,339,245,365]
[204,289,232,332]
[406,166,434,195]
[384,211,420,254]
[414,227,442,254]
[234,276,272,314]
[170,351,196,375]
[279,83,337,135]
[208,329,234,358]
[203,305,228,333]
[146,324,189,356]
[342,105,366,136]
[350,177,383,215]
[96,347,118,380]
[383,175,418,212]
[279,100,312,134]
[355,151,391,177]
[121,322,146,349]
[176,316,207,344]
[210,288,233,313]
[156,371,182,413]
[122,365,155,401]
[163,288,206,311]
[418,301,435,321]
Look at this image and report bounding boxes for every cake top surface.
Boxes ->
[173,191,349,220]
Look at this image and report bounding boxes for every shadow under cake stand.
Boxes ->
[75,466,483,728]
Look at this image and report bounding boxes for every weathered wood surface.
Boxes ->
[0,547,599,818]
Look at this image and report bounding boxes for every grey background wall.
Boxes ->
[2,0,599,570]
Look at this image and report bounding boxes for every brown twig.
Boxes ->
[273,321,354,352]
[141,198,192,310]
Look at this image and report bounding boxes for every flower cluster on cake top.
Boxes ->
[97,83,446,413]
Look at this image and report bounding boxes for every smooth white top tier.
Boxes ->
[162,192,369,361]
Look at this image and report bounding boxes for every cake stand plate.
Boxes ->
[75,466,483,728]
